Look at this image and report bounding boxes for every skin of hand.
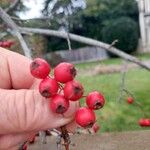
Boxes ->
[0,48,79,149]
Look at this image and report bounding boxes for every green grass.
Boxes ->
[75,59,150,133]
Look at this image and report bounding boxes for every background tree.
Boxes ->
[42,0,139,53]
[0,0,149,69]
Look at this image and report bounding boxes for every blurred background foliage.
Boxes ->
[42,0,139,53]
[1,0,139,54]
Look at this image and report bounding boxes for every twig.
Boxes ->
[18,27,150,70]
[48,128,61,136]
[56,134,62,150]
[39,131,47,144]
[5,0,20,13]
[123,89,147,117]
[66,13,72,51]
[108,39,118,49]
[61,126,70,150]
[117,60,128,102]
[67,32,72,51]
[18,141,28,150]
[0,7,32,58]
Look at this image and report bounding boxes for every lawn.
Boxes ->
[74,57,150,133]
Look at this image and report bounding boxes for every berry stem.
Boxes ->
[60,126,70,150]
[59,83,64,89]
[134,101,148,118]
[19,141,28,150]
[123,89,148,117]
[82,95,87,98]
[123,89,135,99]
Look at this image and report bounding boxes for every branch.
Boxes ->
[0,7,32,58]
[117,60,128,102]
[19,27,150,70]
[5,0,20,13]
[144,12,150,17]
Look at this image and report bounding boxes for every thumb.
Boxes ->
[0,89,78,134]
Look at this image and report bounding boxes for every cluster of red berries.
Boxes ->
[0,40,14,48]
[126,96,150,127]
[30,58,105,128]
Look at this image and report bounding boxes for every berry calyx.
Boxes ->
[86,91,105,110]
[54,62,76,83]
[39,77,59,98]
[30,58,50,79]
[64,80,84,101]
[50,95,69,114]
[127,97,134,104]
[139,118,150,127]
[75,107,96,128]
[92,123,100,133]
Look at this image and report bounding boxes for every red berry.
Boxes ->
[54,62,76,83]
[75,107,96,128]
[30,58,50,79]
[22,144,28,150]
[2,41,9,48]
[0,41,3,47]
[50,95,69,114]
[92,123,100,133]
[139,118,150,127]
[64,80,84,101]
[127,97,134,104]
[7,40,14,46]
[39,77,59,98]
[86,91,105,110]
[6,40,13,48]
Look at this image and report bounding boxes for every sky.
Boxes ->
[19,0,43,19]
[19,0,86,19]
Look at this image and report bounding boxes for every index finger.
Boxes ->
[0,48,34,89]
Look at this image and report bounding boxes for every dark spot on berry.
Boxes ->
[41,89,51,98]
[56,105,66,113]
[31,61,40,70]
[94,100,102,109]
[70,67,76,77]
[74,86,82,94]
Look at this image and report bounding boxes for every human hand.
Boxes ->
[0,48,79,149]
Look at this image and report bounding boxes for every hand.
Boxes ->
[0,48,79,149]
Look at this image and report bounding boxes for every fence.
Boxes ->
[45,46,109,64]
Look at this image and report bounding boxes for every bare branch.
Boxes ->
[0,7,32,58]
[144,12,150,17]
[5,0,20,13]
[67,32,72,51]
[108,39,118,49]
[39,131,47,144]
[117,60,128,102]
[19,27,150,70]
